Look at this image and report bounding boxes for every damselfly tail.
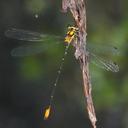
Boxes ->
[43,44,70,120]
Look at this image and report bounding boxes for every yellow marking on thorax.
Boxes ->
[64,26,78,44]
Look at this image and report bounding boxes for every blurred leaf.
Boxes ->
[24,0,47,14]
[20,57,43,79]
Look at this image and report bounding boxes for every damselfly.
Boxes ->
[5,26,119,119]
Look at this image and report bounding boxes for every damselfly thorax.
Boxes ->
[64,26,78,44]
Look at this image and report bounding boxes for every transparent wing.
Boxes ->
[87,43,120,56]
[11,44,50,56]
[10,41,62,57]
[5,28,62,56]
[90,52,119,72]
[5,28,60,42]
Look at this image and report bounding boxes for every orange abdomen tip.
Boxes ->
[44,105,51,120]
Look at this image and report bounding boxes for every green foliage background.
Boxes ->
[0,0,127,128]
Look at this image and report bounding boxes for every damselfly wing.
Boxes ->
[5,28,61,56]
[5,28,119,72]
[5,28,60,41]
[86,43,119,72]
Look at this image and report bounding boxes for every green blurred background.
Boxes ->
[0,0,128,128]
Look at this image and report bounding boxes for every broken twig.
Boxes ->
[62,0,97,128]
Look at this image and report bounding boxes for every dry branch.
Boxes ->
[62,0,97,128]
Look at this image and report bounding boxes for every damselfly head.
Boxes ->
[67,26,79,31]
